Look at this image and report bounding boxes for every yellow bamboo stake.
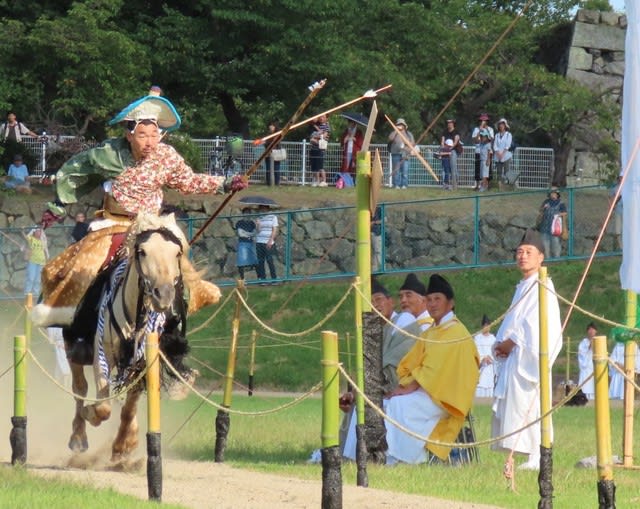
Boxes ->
[222,280,244,408]
[13,335,27,418]
[538,267,551,449]
[622,290,637,467]
[248,329,257,396]
[593,335,614,484]
[565,336,571,384]
[321,330,340,448]
[146,332,161,433]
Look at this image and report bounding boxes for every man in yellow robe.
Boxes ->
[385,273,479,464]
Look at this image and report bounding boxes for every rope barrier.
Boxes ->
[234,285,353,338]
[26,348,151,403]
[187,289,236,336]
[336,362,594,450]
[608,360,640,394]
[159,350,321,416]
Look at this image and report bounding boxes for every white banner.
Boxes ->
[620,1,640,292]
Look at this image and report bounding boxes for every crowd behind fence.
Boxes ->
[19,136,554,190]
[0,186,618,298]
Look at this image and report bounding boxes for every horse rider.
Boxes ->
[32,88,248,328]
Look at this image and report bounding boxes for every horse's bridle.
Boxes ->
[133,227,185,298]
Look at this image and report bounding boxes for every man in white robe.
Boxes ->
[474,314,496,398]
[577,322,597,400]
[491,229,563,470]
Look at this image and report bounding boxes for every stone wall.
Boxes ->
[564,9,626,185]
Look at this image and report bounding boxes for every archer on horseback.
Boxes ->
[32,88,248,328]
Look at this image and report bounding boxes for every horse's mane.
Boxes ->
[125,212,189,255]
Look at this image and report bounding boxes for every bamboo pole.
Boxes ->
[622,290,637,467]
[145,331,162,501]
[565,336,571,384]
[146,332,161,433]
[11,334,27,465]
[320,330,342,509]
[538,267,552,449]
[254,85,392,146]
[223,280,244,408]
[384,115,439,181]
[248,329,257,396]
[354,149,372,487]
[593,335,615,507]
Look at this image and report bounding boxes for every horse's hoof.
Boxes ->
[68,435,88,453]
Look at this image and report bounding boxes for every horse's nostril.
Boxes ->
[153,285,176,308]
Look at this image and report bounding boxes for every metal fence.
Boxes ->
[19,135,554,190]
[0,185,618,298]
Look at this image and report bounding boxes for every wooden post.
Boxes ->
[593,335,615,507]
[10,335,27,465]
[565,336,571,384]
[145,331,162,501]
[321,330,342,509]
[622,290,637,467]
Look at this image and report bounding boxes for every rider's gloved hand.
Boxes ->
[224,174,249,193]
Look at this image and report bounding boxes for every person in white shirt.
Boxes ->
[474,314,496,398]
[491,229,562,471]
[255,205,278,282]
[577,322,597,400]
[493,118,513,184]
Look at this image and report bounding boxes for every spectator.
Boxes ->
[339,279,419,460]
[371,204,383,272]
[384,274,480,465]
[491,229,562,471]
[440,119,461,190]
[388,118,414,189]
[0,111,37,142]
[255,204,278,283]
[474,314,496,398]
[436,139,454,190]
[70,212,89,243]
[23,226,49,297]
[577,322,597,400]
[537,187,567,259]
[493,118,513,185]
[235,207,258,280]
[609,175,623,250]
[398,272,432,331]
[472,113,494,190]
[309,115,330,187]
[476,129,493,192]
[264,122,282,186]
[340,120,364,177]
[4,154,31,193]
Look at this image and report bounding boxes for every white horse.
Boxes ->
[63,213,196,461]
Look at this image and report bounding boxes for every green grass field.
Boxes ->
[1,256,637,508]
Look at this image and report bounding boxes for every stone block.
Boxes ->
[404,223,430,239]
[600,12,621,27]
[605,60,625,76]
[575,152,603,179]
[572,22,624,52]
[566,68,623,92]
[575,10,600,24]
[567,46,593,71]
[303,220,333,240]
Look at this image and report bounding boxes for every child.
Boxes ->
[478,129,493,192]
[23,227,49,296]
[235,208,257,279]
[4,154,31,193]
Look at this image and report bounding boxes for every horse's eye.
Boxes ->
[137,248,146,257]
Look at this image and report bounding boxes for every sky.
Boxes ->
[609,0,625,13]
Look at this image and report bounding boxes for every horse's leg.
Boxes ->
[68,361,89,452]
[111,389,141,461]
[81,351,112,426]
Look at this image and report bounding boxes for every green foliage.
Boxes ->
[164,133,204,173]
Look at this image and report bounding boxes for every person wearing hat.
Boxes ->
[536,187,567,259]
[493,118,513,185]
[235,207,258,280]
[474,314,496,398]
[577,322,597,400]
[4,153,31,193]
[398,273,432,331]
[491,229,562,470]
[32,90,247,328]
[337,279,418,461]
[472,113,494,190]
[387,118,415,189]
[384,273,479,464]
[476,129,493,192]
[440,119,462,190]
[340,120,364,176]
